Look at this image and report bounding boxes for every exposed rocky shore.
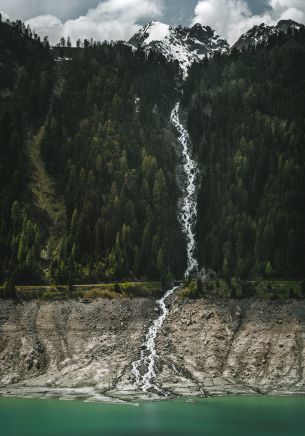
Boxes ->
[0,297,304,402]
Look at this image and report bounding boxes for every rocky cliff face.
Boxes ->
[0,297,304,401]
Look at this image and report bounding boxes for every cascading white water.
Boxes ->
[131,101,199,394]
[131,285,179,393]
[170,101,199,278]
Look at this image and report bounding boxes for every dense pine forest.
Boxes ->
[0,19,54,285]
[184,29,305,279]
[0,18,185,285]
[41,42,185,284]
[0,17,304,287]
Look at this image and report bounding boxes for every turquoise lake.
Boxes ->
[1,396,305,435]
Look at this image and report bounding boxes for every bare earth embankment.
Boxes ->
[0,297,304,402]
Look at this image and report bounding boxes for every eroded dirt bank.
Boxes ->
[0,298,304,401]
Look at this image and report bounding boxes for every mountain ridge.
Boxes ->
[233,19,304,51]
[128,19,304,76]
[128,21,229,77]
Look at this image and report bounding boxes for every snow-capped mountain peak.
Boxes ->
[128,22,229,78]
[137,21,171,44]
[233,19,304,51]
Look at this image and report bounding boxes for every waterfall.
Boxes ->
[170,101,199,278]
[131,101,199,394]
[131,285,179,394]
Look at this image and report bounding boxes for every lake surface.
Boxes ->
[1,396,305,436]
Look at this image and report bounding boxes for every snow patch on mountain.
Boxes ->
[129,19,303,77]
[144,22,171,44]
[128,21,229,78]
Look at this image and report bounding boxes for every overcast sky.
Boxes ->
[1,0,304,45]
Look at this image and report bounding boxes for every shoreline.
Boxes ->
[1,383,305,404]
[1,298,305,403]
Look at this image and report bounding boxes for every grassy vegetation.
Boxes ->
[1,278,304,301]
[0,282,161,300]
[180,279,305,300]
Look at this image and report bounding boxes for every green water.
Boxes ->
[0,396,305,436]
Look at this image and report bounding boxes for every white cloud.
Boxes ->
[192,0,305,44]
[26,15,64,43]
[25,0,163,45]
[3,0,305,46]
[0,0,101,22]
[0,10,10,20]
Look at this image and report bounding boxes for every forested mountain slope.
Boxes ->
[0,19,54,283]
[184,28,305,278]
[0,19,185,284]
[0,17,304,287]
[42,43,185,283]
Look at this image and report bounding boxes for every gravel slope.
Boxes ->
[0,297,304,401]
